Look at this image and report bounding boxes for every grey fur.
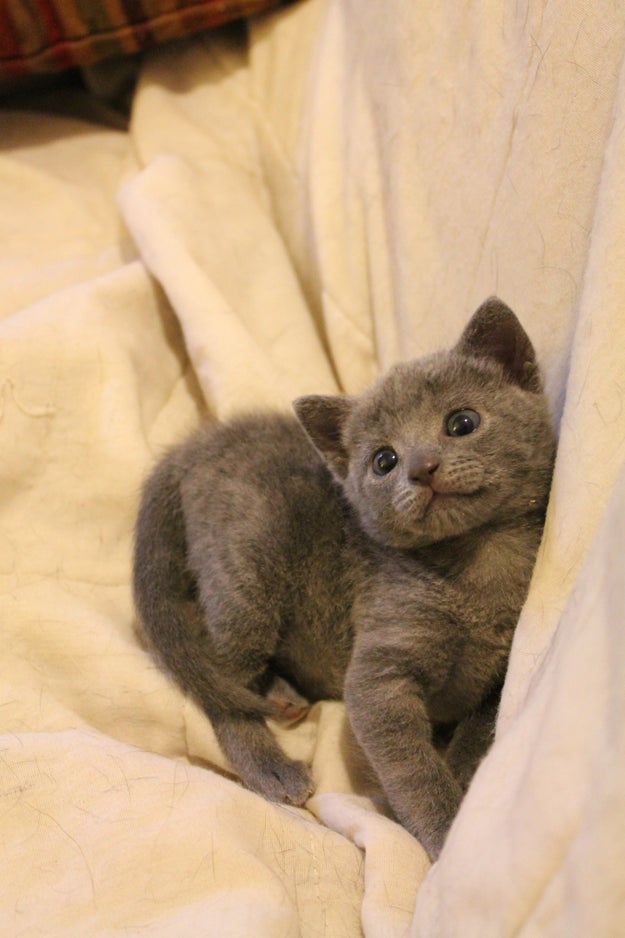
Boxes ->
[133,297,555,860]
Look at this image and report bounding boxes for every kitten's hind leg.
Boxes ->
[264,674,311,723]
[212,712,314,806]
[191,637,313,805]
[195,579,312,803]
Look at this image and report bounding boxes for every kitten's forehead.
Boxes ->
[350,351,503,435]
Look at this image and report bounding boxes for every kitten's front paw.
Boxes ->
[402,782,462,862]
[415,816,452,863]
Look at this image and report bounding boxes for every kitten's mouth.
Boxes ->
[393,482,475,530]
[429,476,462,497]
[393,486,436,521]
[411,485,471,520]
[429,469,486,498]
[423,487,451,514]
[425,474,459,497]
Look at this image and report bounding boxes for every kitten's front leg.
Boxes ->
[344,642,463,862]
[445,688,500,790]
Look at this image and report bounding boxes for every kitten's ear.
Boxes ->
[456,296,542,392]
[293,394,353,479]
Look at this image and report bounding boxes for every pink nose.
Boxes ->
[406,446,441,486]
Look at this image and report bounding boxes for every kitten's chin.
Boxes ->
[370,527,441,551]
[364,514,442,551]
[366,494,477,550]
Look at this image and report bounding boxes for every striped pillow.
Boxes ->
[0,0,285,78]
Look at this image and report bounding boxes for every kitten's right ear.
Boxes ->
[456,296,542,392]
[293,395,354,479]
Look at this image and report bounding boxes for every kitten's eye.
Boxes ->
[446,409,481,437]
[372,447,398,476]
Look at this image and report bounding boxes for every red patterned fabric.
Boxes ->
[0,0,285,77]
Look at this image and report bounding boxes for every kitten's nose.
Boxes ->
[407,446,441,486]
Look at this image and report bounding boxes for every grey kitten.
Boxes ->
[133,298,555,860]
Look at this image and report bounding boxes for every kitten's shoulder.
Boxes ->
[174,411,318,469]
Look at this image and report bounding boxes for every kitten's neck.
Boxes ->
[397,508,546,572]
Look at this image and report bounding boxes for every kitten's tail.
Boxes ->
[133,451,277,721]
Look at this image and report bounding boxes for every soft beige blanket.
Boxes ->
[1,1,624,934]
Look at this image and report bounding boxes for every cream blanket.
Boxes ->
[2,1,624,934]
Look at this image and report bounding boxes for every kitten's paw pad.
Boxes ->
[266,677,310,724]
[272,700,310,723]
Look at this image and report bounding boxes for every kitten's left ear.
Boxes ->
[293,394,354,479]
[456,296,543,392]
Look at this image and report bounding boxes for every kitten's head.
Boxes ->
[294,298,556,549]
